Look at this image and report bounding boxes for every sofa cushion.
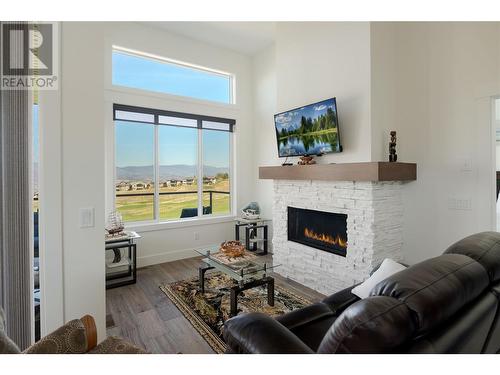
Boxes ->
[444,231,500,283]
[370,254,489,334]
[317,296,416,353]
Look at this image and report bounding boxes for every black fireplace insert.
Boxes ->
[287,207,347,257]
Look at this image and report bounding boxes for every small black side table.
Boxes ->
[105,231,140,289]
[234,218,270,256]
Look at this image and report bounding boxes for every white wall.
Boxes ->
[275,22,372,163]
[60,22,107,338]
[253,45,277,221]
[371,22,500,264]
[370,22,397,162]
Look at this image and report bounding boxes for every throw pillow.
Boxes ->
[351,258,407,299]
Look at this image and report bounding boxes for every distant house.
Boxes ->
[170,179,182,186]
[185,178,195,185]
[203,176,217,185]
[160,181,171,188]
[115,181,130,191]
[131,182,147,190]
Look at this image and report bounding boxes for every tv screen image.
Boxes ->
[274,98,342,157]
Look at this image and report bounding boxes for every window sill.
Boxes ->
[125,215,237,233]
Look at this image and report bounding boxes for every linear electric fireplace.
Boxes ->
[287,207,347,257]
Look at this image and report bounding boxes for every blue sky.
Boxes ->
[113,51,231,169]
[275,98,336,132]
[115,122,230,168]
[112,51,231,104]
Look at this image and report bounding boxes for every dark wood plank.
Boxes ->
[259,162,417,182]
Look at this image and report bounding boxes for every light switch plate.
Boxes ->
[79,207,95,228]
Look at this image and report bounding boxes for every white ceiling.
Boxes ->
[146,22,276,56]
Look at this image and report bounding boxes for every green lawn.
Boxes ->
[115,180,230,222]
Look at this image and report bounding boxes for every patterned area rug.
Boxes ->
[160,272,311,353]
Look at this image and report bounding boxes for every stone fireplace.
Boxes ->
[273,180,404,295]
[260,162,416,296]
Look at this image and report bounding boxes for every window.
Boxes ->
[112,47,233,104]
[114,105,234,223]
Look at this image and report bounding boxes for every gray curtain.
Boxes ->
[0,21,33,350]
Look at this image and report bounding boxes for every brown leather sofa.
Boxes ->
[223,231,500,354]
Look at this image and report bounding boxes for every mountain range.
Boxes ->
[116,164,229,181]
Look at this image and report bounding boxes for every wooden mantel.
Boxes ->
[259,162,417,182]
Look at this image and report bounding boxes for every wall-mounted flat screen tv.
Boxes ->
[274,98,342,157]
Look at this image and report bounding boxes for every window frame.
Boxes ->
[111,46,235,105]
[113,104,235,226]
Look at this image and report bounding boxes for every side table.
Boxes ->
[234,218,270,256]
[105,231,141,289]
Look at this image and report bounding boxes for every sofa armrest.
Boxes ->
[223,313,314,354]
[276,303,335,330]
[322,285,360,314]
[24,315,96,354]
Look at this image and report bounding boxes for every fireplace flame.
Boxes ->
[304,228,347,248]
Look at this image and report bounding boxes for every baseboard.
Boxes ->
[137,247,201,268]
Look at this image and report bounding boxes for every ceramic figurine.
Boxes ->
[241,202,260,220]
[389,131,397,162]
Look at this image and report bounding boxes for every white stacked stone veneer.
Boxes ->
[272,180,404,295]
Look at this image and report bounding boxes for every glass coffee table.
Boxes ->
[196,246,280,317]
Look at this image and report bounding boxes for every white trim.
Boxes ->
[197,122,203,216]
[37,23,65,337]
[113,45,233,79]
[105,85,240,112]
[28,89,35,344]
[154,123,160,220]
[126,214,236,233]
[491,96,499,230]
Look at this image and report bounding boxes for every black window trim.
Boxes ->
[113,103,235,132]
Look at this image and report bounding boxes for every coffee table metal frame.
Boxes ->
[197,247,278,317]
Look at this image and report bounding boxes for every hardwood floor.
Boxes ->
[106,255,325,354]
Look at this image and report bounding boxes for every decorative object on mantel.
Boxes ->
[241,201,261,220]
[389,131,397,162]
[281,156,293,166]
[219,240,246,259]
[298,155,316,165]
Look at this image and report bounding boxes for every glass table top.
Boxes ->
[196,245,280,281]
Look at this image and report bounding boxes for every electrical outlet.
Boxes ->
[448,197,472,211]
[194,232,200,240]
